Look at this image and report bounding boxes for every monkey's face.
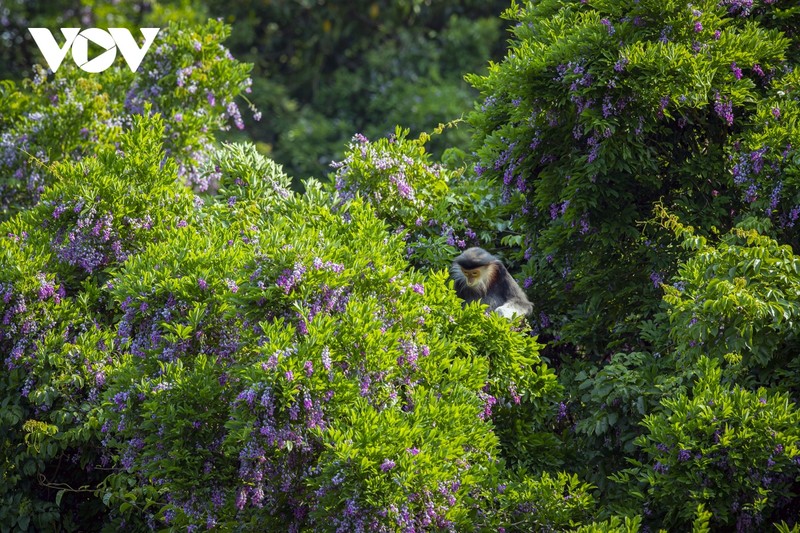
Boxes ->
[460,266,488,287]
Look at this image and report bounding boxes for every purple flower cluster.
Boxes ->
[714,92,734,126]
[224,101,245,130]
[35,273,56,301]
[478,392,497,420]
[768,182,782,215]
[650,271,664,288]
[556,401,568,422]
[277,263,307,294]
[389,172,414,200]
[720,0,754,16]
[51,203,132,274]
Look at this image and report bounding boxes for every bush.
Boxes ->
[0,115,194,531]
[328,127,505,269]
[0,19,254,220]
[660,210,800,390]
[618,356,800,530]
[1,116,568,531]
[467,0,800,355]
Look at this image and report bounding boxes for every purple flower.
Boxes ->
[602,97,615,117]
[556,402,568,422]
[677,449,692,462]
[235,488,247,510]
[198,278,208,290]
[321,347,332,370]
[694,21,703,32]
[276,263,306,294]
[225,101,244,129]
[650,271,664,288]
[37,275,55,300]
[389,172,413,199]
[731,62,743,80]
[380,459,396,472]
[714,92,734,126]
[722,0,753,16]
[600,18,615,35]
[285,371,294,382]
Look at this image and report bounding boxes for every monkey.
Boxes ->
[450,247,533,319]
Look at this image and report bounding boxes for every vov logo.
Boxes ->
[28,28,160,73]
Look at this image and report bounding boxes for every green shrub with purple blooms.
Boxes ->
[1,114,599,531]
[329,127,508,270]
[615,356,800,529]
[0,18,254,221]
[4,1,800,531]
[467,0,800,354]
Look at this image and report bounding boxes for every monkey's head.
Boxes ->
[450,247,500,294]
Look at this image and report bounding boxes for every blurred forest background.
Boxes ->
[1,0,508,181]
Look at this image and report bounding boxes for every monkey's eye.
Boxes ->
[461,268,481,279]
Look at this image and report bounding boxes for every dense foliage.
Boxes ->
[464,0,800,530]
[0,18,254,221]
[0,113,598,531]
[468,0,800,354]
[2,0,800,531]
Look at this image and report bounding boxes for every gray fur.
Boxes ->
[451,247,532,319]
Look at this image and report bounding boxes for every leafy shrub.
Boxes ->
[0,115,194,530]
[473,471,597,531]
[619,357,800,530]
[1,116,571,531]
[558,351,685,492]
[467,0,800,355]
[0,18,254,220]
[660,210,800,389]
[329,127,507,270]
[570,514,642,533]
